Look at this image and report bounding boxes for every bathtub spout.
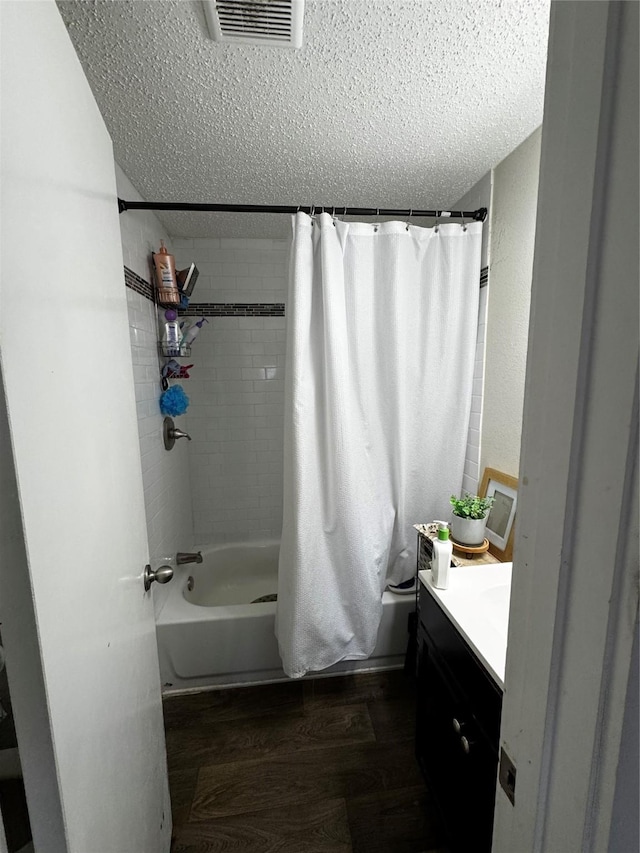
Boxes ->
[176,551,203,566]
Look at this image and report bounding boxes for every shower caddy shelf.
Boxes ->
[158,342,193,390]
[158,343,192,358]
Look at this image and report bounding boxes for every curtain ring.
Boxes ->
[461,211,467,232]
[406,208,412,231]
[435,210,440,233]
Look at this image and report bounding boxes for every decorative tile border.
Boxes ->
[180,303,286,317]
[125,263,485,310]
[124,266,154,301]
[123,267,285,315]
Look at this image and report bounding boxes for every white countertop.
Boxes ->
[418,562,512,689]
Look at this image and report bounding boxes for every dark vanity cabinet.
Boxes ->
[416,581,503,853]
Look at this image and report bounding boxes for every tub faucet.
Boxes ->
[176,551,203,566]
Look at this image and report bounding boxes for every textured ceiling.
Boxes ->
[57,0,550,238]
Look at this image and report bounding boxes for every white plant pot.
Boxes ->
[451,515,487,546]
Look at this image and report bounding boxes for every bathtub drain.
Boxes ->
[251,593,278,603]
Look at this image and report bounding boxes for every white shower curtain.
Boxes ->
[276,212,482,678]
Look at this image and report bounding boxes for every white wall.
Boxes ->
[454,173,492,495]
[116,164,169,283]
[481,128,541,479]
[172,238,288,544]
[115,166,194,606]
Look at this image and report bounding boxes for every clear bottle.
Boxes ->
[162,308,181,356]
[432,523,453,589]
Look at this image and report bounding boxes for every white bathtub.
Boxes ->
[156,540,416,693]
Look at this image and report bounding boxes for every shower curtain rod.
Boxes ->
[117,198,487,222]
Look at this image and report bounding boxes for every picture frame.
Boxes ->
[479,467,519,562]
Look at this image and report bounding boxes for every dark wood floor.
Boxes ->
[164,669,450,853]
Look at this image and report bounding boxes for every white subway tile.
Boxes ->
[251,330,278,342]
[467,428,481,448]
[242,367,266,380]
[464,459,479,480]
[216,368,244,381]
[239,317,264,329]
[208,317,240,330]
[461,474,478,496]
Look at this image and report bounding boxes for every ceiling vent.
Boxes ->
[203,0,304,49]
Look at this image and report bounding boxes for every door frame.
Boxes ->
[493,2,639,850]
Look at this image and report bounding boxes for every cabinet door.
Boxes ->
[416,634,497,853]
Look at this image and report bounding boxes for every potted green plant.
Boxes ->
[449,493,495,545]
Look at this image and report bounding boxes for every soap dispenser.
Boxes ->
[432,522,453,589]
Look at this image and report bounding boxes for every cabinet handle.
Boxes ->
[452,717,463,734]
[460,735,471,754]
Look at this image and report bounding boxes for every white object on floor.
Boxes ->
[387,578,418,595]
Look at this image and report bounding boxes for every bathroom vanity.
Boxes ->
[415,563,511,853]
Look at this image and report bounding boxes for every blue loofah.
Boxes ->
[159,384,189,416]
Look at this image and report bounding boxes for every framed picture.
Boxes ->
[479,467,519,562]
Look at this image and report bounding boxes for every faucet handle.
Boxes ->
[163,417,191,450]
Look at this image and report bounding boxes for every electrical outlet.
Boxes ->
[499,747,517,805]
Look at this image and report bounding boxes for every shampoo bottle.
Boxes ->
[154,241,180,305]
[432,522,453,589]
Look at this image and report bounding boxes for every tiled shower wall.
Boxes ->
[116,165,193,610]
[172,238,289,544]
[455,172,492,497]
[460,277,489,497]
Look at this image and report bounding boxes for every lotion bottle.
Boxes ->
[432,523,453,589]
[182,316,209,347]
